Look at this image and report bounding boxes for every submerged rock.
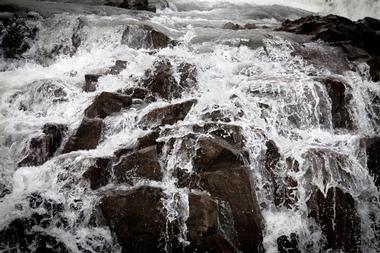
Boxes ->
[99,186,167,253]
[308,187,361,253]
[139,99,196,128]
[122,24,170,49]
[84,92,132,119]
[62,118,103,153]
[18,123,68,167]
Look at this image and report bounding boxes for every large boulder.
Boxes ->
[62,118,103,153]
[99,186,167,253]
[122,24,170,50]
[185,192,237,253]
[113,145,163,184]
[307,187,361,252]
[199,166,263,253]
[139,99,196,128]
[193,135,263,252]
[18,123,68,167]
[279,15,380,81]
[84,92,132,119]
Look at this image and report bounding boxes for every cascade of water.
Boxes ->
[0,0,380,252]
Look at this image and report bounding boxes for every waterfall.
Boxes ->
[0,0,380,252]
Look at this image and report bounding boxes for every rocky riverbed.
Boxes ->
[0,0,380,252]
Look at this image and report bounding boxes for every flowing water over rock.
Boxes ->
[0,0,380,252]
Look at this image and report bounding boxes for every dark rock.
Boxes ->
[62,118,103,153]
[244,23,257,29]
[292,43,351,74]
[99,186,167,253]
[194,136,245,170]
[108,60,128,75]
[118,87,150,100]
[320,77,353,129]
[83,158,113,190]
[106,0,149,11]
[308,187,361,253]
[142,58,180,99]
[0,194,69,252]
[185,193,237,253]
[280,15,380,81]
[178,62,197,88]
[366,137,380,189]
[139,99,196,128]
[222,22,257,30]
[83,61,128,92]
[83,74,102,92]
[192,123,245,149]
[277,233,301,253]
[0,14,38,58]
[84,92,132,119]
[136,130,160,150]
[18,123,68,167]
[199,166,263,252]
[113,145,163,184]
[223,22,240,30]
[264,140,281,206]
[368,57,380,82]
[0,218,70,253]
[121,24,170,49]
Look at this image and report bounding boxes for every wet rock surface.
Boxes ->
[366,138,380,188]
[113,145,163,184]
[0,194,70,253]
[105,0,150,11]
[139,99,196,128]
[320,77,353,129]
[308,187,361,253]
[280,15,380,81]
[122,24,170,49]
[18,123,68,167]
[185,192,237,253]
[0,12,39,59]
[142,58,181,99]
[99,186,167,253]
[84,92,132,119]
[83,158,113,190]
[62,118,103,153]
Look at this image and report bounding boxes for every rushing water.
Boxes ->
[0,0,380,252]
